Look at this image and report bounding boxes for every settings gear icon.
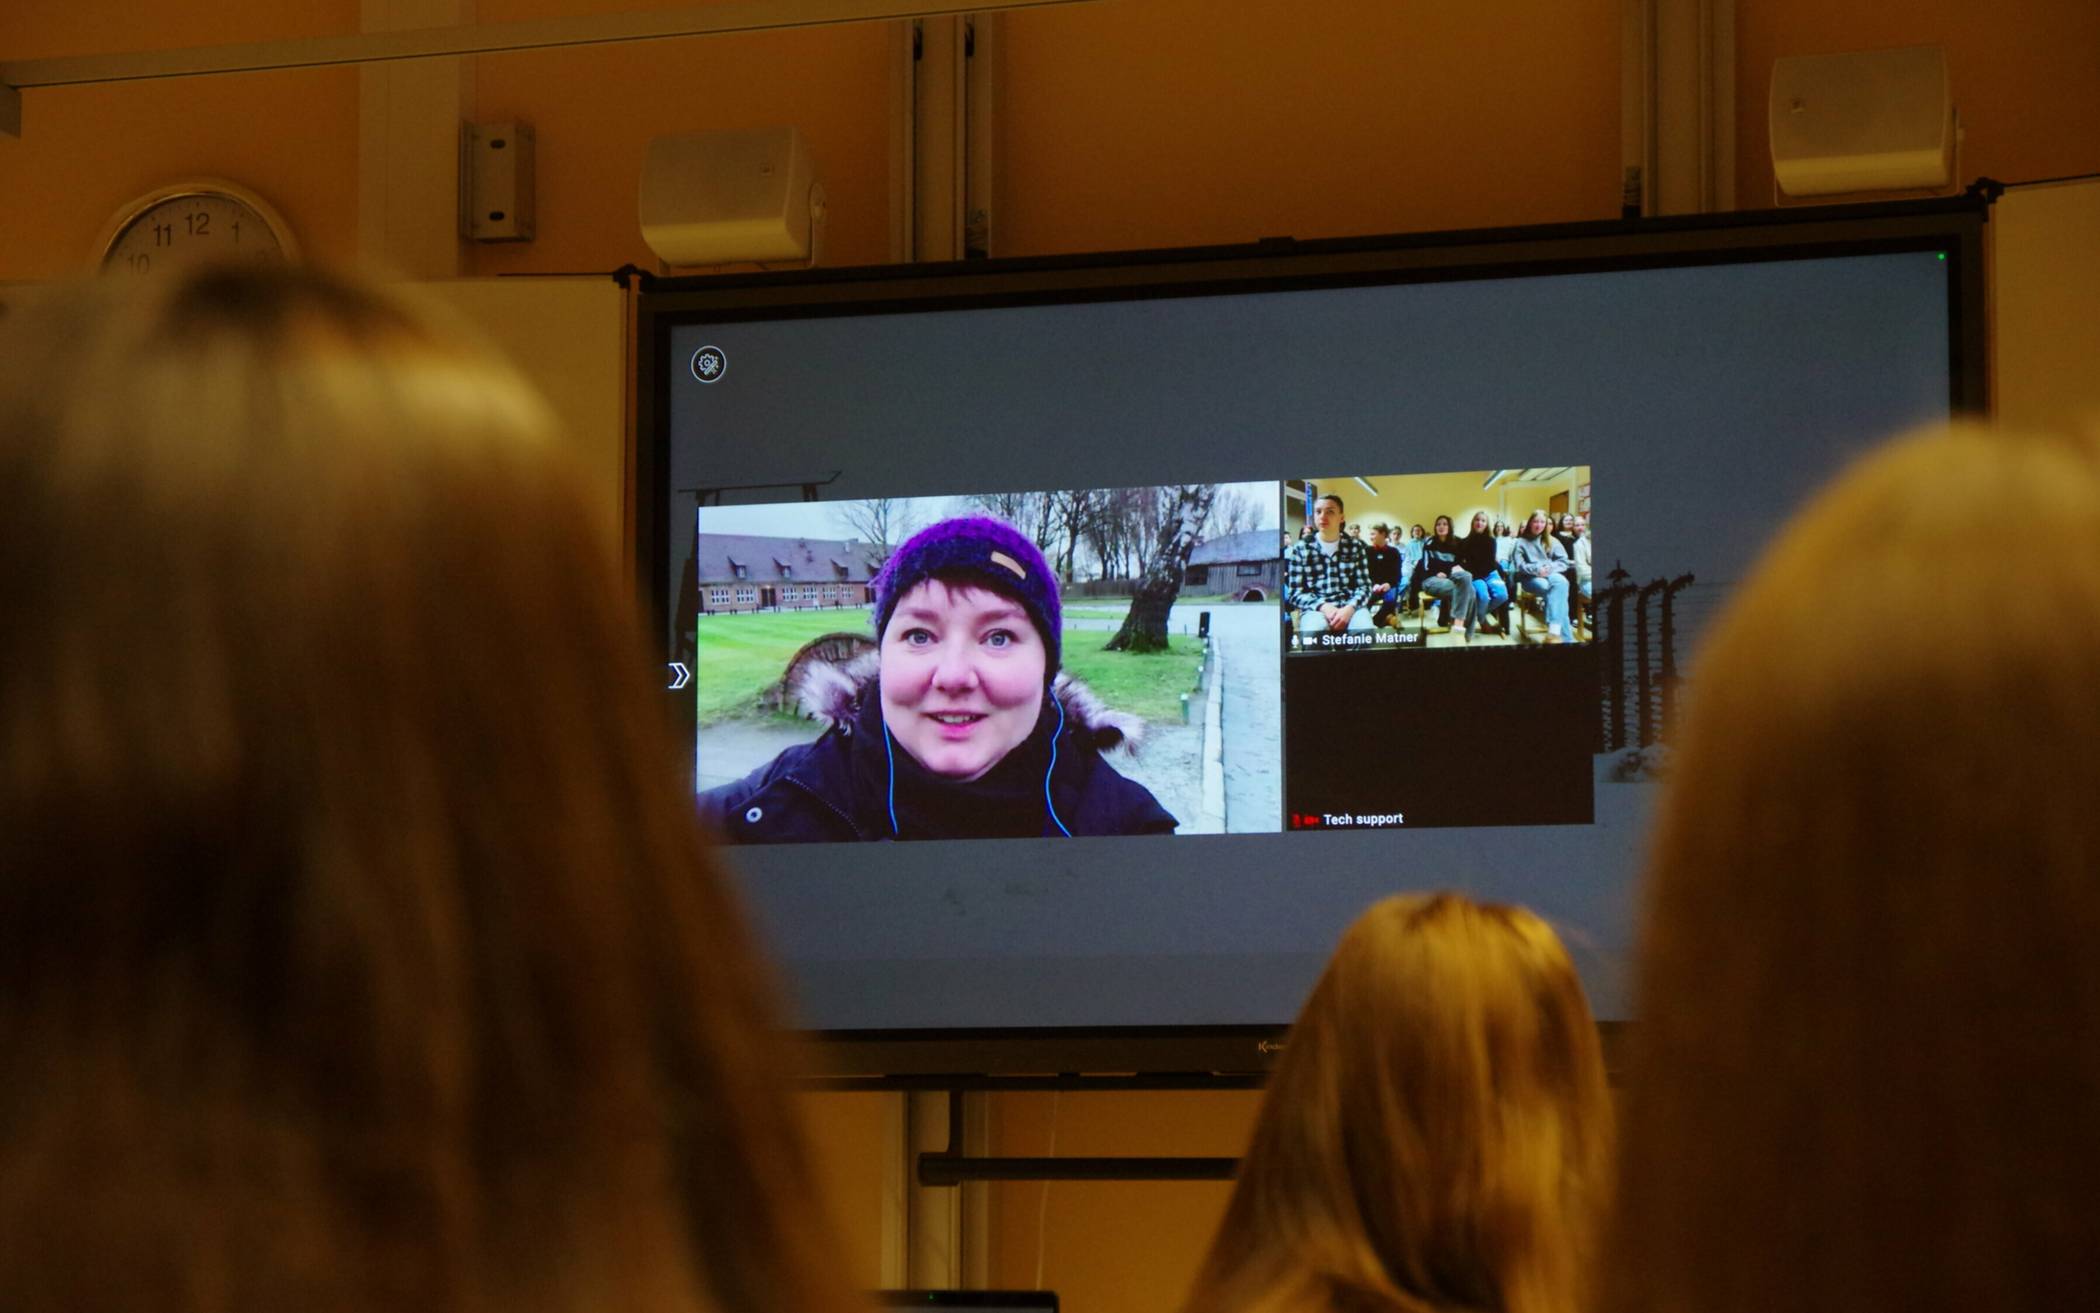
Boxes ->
[690,345,728,383]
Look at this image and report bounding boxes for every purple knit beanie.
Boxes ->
[871,516,1062,675]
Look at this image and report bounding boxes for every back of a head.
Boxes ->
[1183,894,1612,1313]
[1606,422,2100,1313]
[0,268,853,1313]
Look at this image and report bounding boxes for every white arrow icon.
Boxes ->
[667,662,691,691]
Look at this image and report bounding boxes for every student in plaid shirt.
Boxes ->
[1285,492,1376,636]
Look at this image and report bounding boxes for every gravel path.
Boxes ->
[1187,603,1283,831]
[695,719,812,792]
[1114,722,1203,834]
[1071,602,1283,830]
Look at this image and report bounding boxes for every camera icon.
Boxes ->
[690,345,728,383]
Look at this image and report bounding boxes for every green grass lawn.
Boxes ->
[1061,633,1204,723]
[694,608,1203,727]
[694,610,875,726]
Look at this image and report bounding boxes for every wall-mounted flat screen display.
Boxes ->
[638,201,1986,1073]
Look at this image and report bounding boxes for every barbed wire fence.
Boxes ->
[1593,564,1734,752]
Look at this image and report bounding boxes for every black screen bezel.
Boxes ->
[636,197,1988,1080]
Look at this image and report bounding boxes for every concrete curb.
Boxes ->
[1198,637,1227,832]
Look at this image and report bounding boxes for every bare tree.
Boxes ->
[1135,488,1169,572]
[969,489,1040,530]
[1105,484,1218,653]
[1083,495,1119,582]
[837,498,918,562]
[1210,486,1262,539]
[1119,486,1151,578]
[1047,489,1096,582]
[1029,493,1058,557]
[1085,486,1146,582]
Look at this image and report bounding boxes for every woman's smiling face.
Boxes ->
[879,579,1046,781]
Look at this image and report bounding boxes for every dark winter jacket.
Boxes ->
[1365,543,1401,590]
[1457,530,1501,580]
[698,651,1179,843]
[1419,536,1464,580]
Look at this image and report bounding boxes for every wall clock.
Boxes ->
[94,179,298,276]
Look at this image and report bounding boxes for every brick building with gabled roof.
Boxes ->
[694,533,883,612]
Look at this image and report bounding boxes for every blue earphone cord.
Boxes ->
[1045,694,1073,837]
[883,693,1072,839]
[884,718,899,837]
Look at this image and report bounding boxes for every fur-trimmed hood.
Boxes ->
[787,648,1149,757]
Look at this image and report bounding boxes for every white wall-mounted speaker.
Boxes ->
[639,126,826,267]
[1770,46,1954,197]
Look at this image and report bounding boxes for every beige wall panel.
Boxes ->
[359,0,475,278]
[986,1090,1261,1313]
[799,1091,896,1294]
[997,0,1622,257]
[1994,179,2100,434]
[0,1,356,60]
[0,2,361,280]
[0,69,362,280]
[413,275,629,537]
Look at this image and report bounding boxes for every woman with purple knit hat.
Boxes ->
[699,516,1178,842]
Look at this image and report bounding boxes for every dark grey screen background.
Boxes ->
[666,251,1952,1029]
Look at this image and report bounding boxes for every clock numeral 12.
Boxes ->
[185,212,211,237]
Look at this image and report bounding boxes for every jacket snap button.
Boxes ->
[744,806,763,824]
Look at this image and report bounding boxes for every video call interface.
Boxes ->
[688,468,1601,837]
[660,243,1958,1030]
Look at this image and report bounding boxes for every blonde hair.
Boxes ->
[1181,894,1613,1313]
[1604,421,2100,1313]
[0,268,856,1313]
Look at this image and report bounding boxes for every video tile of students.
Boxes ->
[1280,467,1598,831]
[687,482,1285,842]
[1283,468,1595,651]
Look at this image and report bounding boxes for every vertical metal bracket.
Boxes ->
[963,13,998,258]
[912,15,968,260]
[460,121,537,242]
[887,20,917,262]
[898,10,997,262]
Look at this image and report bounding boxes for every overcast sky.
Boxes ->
[695,480,1280,540]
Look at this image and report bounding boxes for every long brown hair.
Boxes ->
[1181,894,1613,1313]
[0,267,856,1313]
[1603,422,2100,1313]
